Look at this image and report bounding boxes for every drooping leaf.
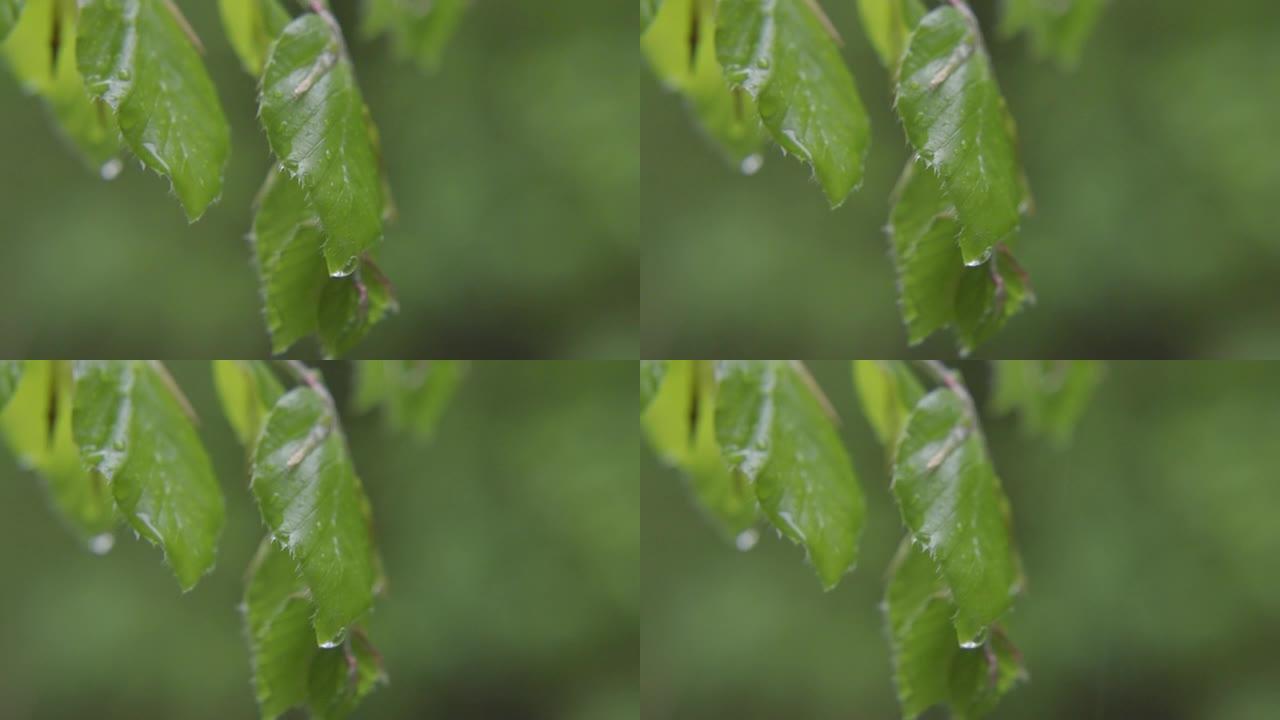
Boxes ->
[252,386,378,646]
[991,360,1102,444]
[0,361,116,550]
[350,361,463,438]
[852,360,924,452]
[885,539,1025,719]
[361,0,467,72]
[857,0,925,68]
[896,6,1023,263]
[0,360,21,410]
[893,388,1021,643]
[72,360,224,589]
[78,0,230,220]
[244,538,385,720]
[642,0,766,169]
[0,0,21,40]
[718,0,871,206]
[217,0,291,75]
[316,263,396,358]
[260,12,384,277]
[952,250,1031,354]
[715,360,864,589]
[999,0,1105,69]
[212,360,285,449]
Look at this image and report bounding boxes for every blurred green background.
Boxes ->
[642,1,1280,358]
[644,361,1280,718]
[0,1,636,358]
[0,361,637,719]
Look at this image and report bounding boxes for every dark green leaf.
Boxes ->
[78,0,230,220]
[0,361,116,550]
[718,0,871,206]
[212,360,285,449]
[316,263,396,358]
[72,360,224,589]
[217,0,291,76]
[991,360,1102,444]
[642,0,767,168]
[885,539,1025,719]
[361,0,466,72]
[896,6,1023,263]
[253,386,378,646]
[260,12,384,277]
[852,360,923,452]
[999,0,1104,68]
[0,360,21,410]
[715,360,864,589]
[953,250,1031,354]
[857,0,925,68]
[893,388,1021,643]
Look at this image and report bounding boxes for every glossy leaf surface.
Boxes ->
[79,0,230,220]
[72,360,224,590]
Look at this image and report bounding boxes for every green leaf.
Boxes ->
[0,361,117,550]
[253,386,378,646]
[641,359,696,466]
[641,0,660,26]
[251,169,395,355]
[0,0,21,40]
[350,361,463,437]
[893,388,1021,643]
[888,158,1032,351]
[852,360,924,452]
[217,0,291,76]
[260,12,384,277]
[885,539,1025,719]
[212,360,285,449]
[640,360,667,411]
[999,0,1104,68]
[78,0,230,220]
[244,538,385,720]
[991,360,1102,444]
[718,0,871,206]
[642,0,766,168]
[0,360,21,411]
[361,0,466,72]
[896,6,1023,263]
[715,360,864,589]
[857,0,925,68]
[72,360,224,589]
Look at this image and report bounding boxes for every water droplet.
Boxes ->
[740,154,764,176]
[100,158,123,180]
[89,533,115,555]
[964,248,993,267]
[318,629,346,648]
[959,638,981,649]
[735,528,760,551]
[329,255,359,277]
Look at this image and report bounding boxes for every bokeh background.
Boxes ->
[0,361,637,719]
[644,361,1280,718]
[0,1,636,358]
[642,1,1280,358]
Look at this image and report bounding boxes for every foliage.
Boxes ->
[641,0,1106,352]
[0,0,469,356]
[641,358,1100,718]
[0,359,462,719]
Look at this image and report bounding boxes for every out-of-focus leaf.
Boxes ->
[999,0,1105,68]
[640,360,667,411]
[715,360,864,589]
[244,538,385,720]
[893,388,1021,643]
[0,360,21,410]
[350,361,463,437]
[361,0,467,72]
[853,360,923,452]
[885,539,1025,719]
[78,0,230,220]
[72,360,224,589]
[253,386,378,646]
[0,361,116,550]
[642,0,766,168]
[260,12,384,277]
[641,359,695,466]
[896,6,1023,264]
[212,360,284,449]
[0,0,21,40]
[217,0,291,76]
[857,0,925,68]
[991,360,1103,444]
[718,0,871,206]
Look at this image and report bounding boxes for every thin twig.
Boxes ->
[164,0,205,55]
[790,361,841,425]
[149,361,200,425]
[802,0,843,46]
